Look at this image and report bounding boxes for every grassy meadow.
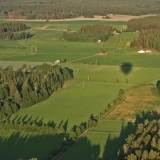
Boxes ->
[0,18,160,159]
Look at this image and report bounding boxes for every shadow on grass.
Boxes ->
[0,131,64,160]
[9,114,69,132]
[120,62,133,75]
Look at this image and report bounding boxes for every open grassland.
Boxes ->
[0,130,64,160]
[62,63,160,84]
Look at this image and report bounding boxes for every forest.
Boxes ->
[0,63,73,119]
[0,22,32,40]
[123,119,160,160]
[128,16,160,51]
[0,0,160,19]
[62,24,119,42]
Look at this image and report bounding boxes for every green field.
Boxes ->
[0,19,160,160]
[0,130,64,160]
[10,82,133,131]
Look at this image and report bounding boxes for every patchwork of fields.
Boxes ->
[0,18,160,160]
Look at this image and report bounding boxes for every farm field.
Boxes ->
[10,82,133,132]
[0,130,64,160]
[9,61,160,132]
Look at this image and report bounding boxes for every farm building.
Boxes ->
[99,52,108,56]
[113,30,119,35]
[54,60,60,64]
[138,49,152,54]
[146,49,152,54]
[138,50,145,53]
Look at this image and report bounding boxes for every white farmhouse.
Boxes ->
[54,60,60,64]
[138,50,145,53]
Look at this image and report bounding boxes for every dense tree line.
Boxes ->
[62,24,119,42]
[123,119,160,160]
[127,16,160,51]
[0,22,32,40]
[0,0,160,20]
[0,63,73,119]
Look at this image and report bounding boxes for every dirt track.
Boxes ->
[5,14,157,22]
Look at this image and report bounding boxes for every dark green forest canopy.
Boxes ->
[123,119,160,159]
[0,63,73,119]
[0,22,32,40]
[0,0,160,19]
[62,24,119,42]
[128,16,160,51]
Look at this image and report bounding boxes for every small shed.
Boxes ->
[54,60,60,64]
[99,52,108,56]
[138,50,145,53]
[146,49,152,54]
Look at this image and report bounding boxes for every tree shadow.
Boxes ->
[156,80,160,88]
[61,137,100,160]
[65,67,74,78]
[0,131,64,160]
[120,62,133,75]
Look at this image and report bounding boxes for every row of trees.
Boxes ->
[0,23,28,33]
[128,16,160,51]
[1,0,160,20]
[0,22,32,40]
[62,24,119,42]
[0,31,32,40]
[123,119,160,160]
[0,63,73,119]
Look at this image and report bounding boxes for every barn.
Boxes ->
[99,52,108,56]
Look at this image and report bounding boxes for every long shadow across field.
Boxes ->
[0,131,64,160]
[9,114,69,132]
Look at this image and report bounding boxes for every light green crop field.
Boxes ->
[0,130,64,160]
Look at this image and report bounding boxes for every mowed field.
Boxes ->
[1,18,160,160]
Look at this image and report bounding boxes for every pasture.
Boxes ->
[10,81,133,131]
